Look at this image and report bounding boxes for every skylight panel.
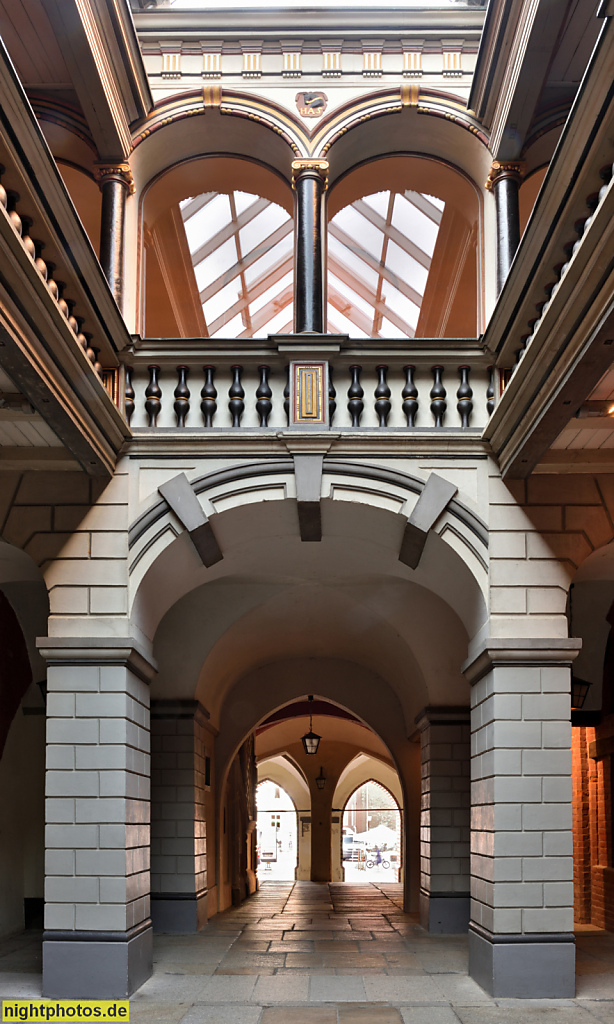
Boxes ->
[379,318,407,339]
[239,205,290,256]
[249,271,294,316]
[243,235,293,286]
[362,192,390,220]
[254,306,294,338]
[183,193,231,249]
[194,237,237,292]
[328,273,375,320]
[383,287,420,329]
[202,279,241,325]
[334,206,384,259]
[326,304,369,339]
[328,188,444,338]
[234,191,259,216]
[392,194,439,256]
[211,313,244,339]
[385,241,429,295]
[328,237,379,290]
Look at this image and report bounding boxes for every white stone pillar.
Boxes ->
[150,700,211,932]
[39,638,155,999]
[416,708,470,933]
[464,638,580,998]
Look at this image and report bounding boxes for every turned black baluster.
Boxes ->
[174,365,190,427]
[229,365,245,427]
[256,365,272,427]
[486,365,495,416]
[348,365,364,427]
[283,366,290,425]
[145,364,162,427]
[456,366,473,428]
[124,366,135,426]
[402,365,418,427]
[430,365,446,427]
[374,365,391,427]
[201,365,217,427]
[329,366,336,426]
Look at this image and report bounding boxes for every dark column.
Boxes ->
[487,161,523,295]
[292,159,328,334]
[95,164,134,311]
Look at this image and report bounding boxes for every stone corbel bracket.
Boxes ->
[158,472,223,567]
[278,431,339,542]
[399,472,458,568]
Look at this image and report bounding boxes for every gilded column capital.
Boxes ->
[94,163,135,195]
[291,159,329,190]
[485,160,525,191]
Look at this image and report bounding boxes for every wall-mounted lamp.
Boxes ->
[571,675,592,710]
[315,766,326,790]
[301,694,321,755]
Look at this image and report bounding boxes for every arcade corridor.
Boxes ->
[3,883,614,1021]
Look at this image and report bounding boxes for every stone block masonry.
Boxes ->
[464,637,580,999]
[416,708,470,934]
[150,700,211,932]
[38,638,156,999]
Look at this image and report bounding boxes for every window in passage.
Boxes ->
[328,157,481,339]
[142,158,293,338]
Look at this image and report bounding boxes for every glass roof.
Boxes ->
[327,190,444,339]
[180,191,294,338]
[179,187,444,338]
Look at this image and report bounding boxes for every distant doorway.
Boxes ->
[256,780,298,881]
[342,780,402,882]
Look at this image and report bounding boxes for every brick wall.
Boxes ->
[573,720,614,929]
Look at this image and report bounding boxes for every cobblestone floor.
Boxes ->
[1,882,614,1023]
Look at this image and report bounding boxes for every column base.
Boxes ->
[420,889,469,933]
[43,922,153,998]
[151,891,207,932]
[469,925,575,998]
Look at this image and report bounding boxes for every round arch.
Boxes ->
[129,461,488,645]
[213,674,420,910]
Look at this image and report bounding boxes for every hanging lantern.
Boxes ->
[301,694,321,755]
[315,766,326,790]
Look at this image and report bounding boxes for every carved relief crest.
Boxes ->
[296,92,328,118]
